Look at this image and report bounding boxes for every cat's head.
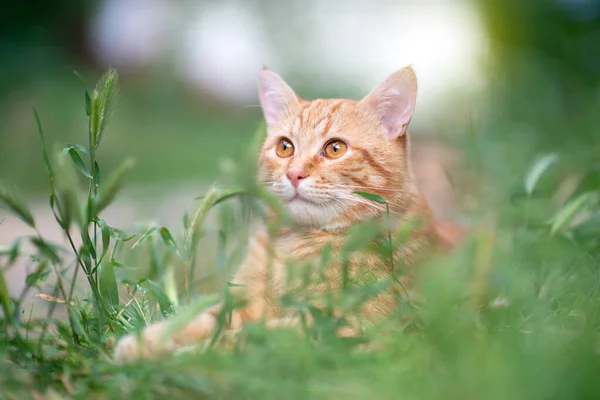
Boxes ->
[257,67,418,231]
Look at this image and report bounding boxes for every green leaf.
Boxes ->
[97,218,111,263]
[99,261,119,310]
[0,183,35,228]
[64,147,91,178]
[131,226,160,249]
[160,227,183,261]
[353,191,388,204]
[109,227,135,242]
[524,153,558,195]
[81,228,97,260]
[66,144,91,155]
[139,279,174,317]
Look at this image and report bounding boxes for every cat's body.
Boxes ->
[114,66,441,362]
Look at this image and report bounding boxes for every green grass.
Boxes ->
[1,69,600,400]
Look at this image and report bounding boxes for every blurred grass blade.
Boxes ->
[0,268,14,324]
[92,158,135,215]
[0,183,35,228]
[81,229,97,261]
[90,68,120,149]
[74,70,92,116]
[33,108,54,185]
[550,191,597,235]
[99,261,119,310]
[54,150,83,229]
[525,153,558,195]
[0,238,22,265]
[139,279,174,317]
[354,191,388,204]
[185,186,220,260]
[342,221,382,255]
[97,218,111,262]
[25,261,50,288]
[159,227,183,260]
[164,264,178,306]
[109,227,135,242]
[30,238,61,265]
[131,226,160,249]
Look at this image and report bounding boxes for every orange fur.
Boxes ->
[114,66,454,363]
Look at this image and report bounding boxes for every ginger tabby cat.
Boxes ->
[114,66,443,363]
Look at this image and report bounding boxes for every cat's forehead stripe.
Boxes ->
[291,100,345,138]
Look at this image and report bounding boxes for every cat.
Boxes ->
[114,66,444,363]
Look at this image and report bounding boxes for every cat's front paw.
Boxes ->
[113,321,176,363]
[113,312,219,363]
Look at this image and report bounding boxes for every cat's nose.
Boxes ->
[287,170,308,188]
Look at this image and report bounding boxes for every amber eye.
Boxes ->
[323,140,348,159]
[275,138,295,158]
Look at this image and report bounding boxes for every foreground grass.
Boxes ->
[1,70,599,400]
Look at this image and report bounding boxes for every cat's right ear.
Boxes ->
[359,67,418,140]
[258,68,300,127]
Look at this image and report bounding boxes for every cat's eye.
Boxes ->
[323,140,348,159]
[275,138,295,158]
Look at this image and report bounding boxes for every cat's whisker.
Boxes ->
[330,192,386,212]
[329,184,405,193]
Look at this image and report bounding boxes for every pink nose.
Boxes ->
[287,170,308,188]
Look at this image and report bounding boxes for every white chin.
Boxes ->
[287,198,335,227]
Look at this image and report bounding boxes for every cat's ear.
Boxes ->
[258,67,300,126]
[359,67,417,140]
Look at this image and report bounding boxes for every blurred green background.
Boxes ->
[0,0,598,202]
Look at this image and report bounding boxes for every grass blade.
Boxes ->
[64,147,91,179]
[33,108,54,186]
[99,261,119,311]
[185,186,221,260]
[354,191,388,204]
[0,183,35,228]
[525,153,558,195]
[92,158,135,215]
[550,191,597,235]
[131,226,160,249]
[139,279,174,317]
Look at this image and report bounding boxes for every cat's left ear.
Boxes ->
[359,67,417,140]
